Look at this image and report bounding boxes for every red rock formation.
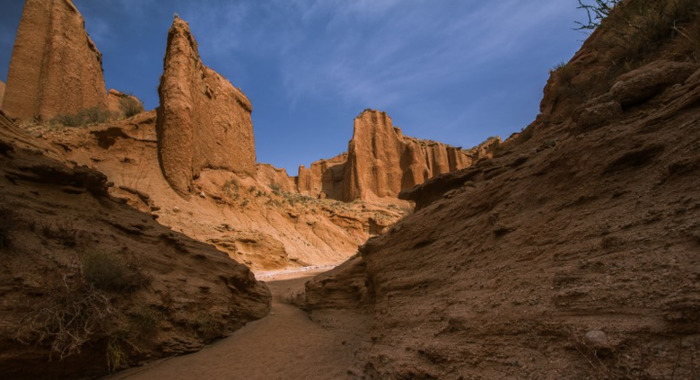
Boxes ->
[106,89,143,119]
[156,16,256,195]
[342,109,495,201]
[0,80,5,108]
[256,163,295,192]
[2,0,107,121]
[297,110,497,202]
[296,152,347,199]
[0,111,270,378]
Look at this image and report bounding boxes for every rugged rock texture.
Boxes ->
[256,163,296,193]
[297,152,347,199]
[156,16,256,195]
[343,110,497,201]
[0,111,270,378]
[37,111,407,272]
[303,2,700,378]
[2,0,107,121]
[298,111,497,202]
[106,89,144,119]
[0,80,5,109]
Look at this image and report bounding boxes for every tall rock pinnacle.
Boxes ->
[2,0,107,121]
[156,16,256,195]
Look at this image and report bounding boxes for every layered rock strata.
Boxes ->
[0,80,5,108]
[2,0,107,121]
[106,89,144,118]
[298,110,499,202]
[156,16,256,195]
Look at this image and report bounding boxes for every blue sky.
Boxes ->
[0,1,585,176]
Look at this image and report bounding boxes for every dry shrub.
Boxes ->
[54,106,112,127]
[118,95,143,118]
[82,251,142,292]
[16,279,112,360]
[602,0,700,67]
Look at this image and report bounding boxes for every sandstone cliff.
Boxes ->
[0,80,5,109]
[256,163,296,193]
[298,110,498,202]
[0,111,270,378]
[297,152,347,199]
[106,89,144,119]
[156,16,256,195]
[2,0,107,121]
[344,109,498,201]
[302,1,700,378]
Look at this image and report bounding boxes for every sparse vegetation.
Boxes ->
[193,314,222,341]
[81,251,141,292]
[106,332,130,371]
[17,280,112,360]
[575,0,621,31]
[118,94,143,118]
[129,304,161,335]
[54,106,112,127]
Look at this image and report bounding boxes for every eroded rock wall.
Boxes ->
[342,109,494,202]
[156,16,256,195]
[106,89,143,119]
[297,152,347,199]
[2,0,107,121]
[0,80,5,109]
[256,163,295,192]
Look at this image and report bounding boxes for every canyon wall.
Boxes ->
[156,16,256,195]
[298,110,499,202]
[2,0,107,121]
[0,80,5,108]
[297,152,347,199]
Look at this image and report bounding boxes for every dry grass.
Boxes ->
[81,251,142,292]
[119,95,143,118]
[16,278,112,360]
[53,106,112,127]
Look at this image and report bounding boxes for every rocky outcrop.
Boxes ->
[0,111,270,378]
[297,152,347,199]
[106,89,144,119]
[342,109,496,201]
[156,16,256,195]
[0,80,5,109]
[2,0,107,121]
[256,163,295,192]
[296,110,496,202]
[302,2,700,377]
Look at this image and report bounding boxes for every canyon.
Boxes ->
[1,0,698,378]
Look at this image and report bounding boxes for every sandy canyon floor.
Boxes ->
[105,269,363,380]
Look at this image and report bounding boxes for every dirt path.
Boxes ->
[106,273,363,380]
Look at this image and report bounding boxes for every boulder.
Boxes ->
[611,60,698,107]
[156,16,256,195]
[3,0,107,121]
